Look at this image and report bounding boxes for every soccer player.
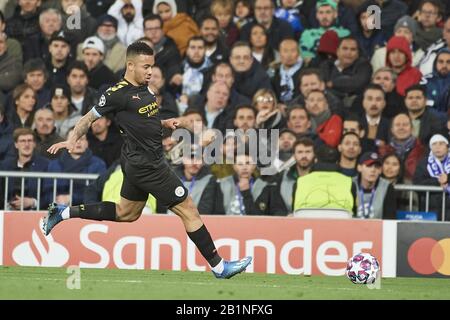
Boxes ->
[44,41,252,279]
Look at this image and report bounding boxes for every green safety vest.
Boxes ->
[293,171,353,213]
[102,168,157,212]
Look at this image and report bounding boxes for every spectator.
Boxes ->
[210,132,236,179]
[286,106,314,138]
[210,0,239,47]
[379,113,426,182]
[305,89,343,148]
[248,23,276,70]
[0,9,22,62]
[274,0,304,39]
[421,48,450,113]
[66,61,98,116]
[308,29,339,68]
[81,36,118,90]
[413,133,450,220]
[0,31,22,94]
[5,0,41,49]
[299,0,350,62]
[338,132,362,177]
[381,152,403,184]
[200,15,229,65]
[371,15,425,72]
[354,151,397,219]
[419,15,449,77]
[233,0,252,30]
[278,137,315,213]
[232,104,256,133]
[23,58,51,109]
[58,0,97,47]
[372,0,408,39]
[293,144,356,214]
[143,14,181,86]
[76,14,126,73]
[215,152,286,215]
[9,83,36,129]
[45,31,72,88]
[23,8,62,62]
[343,112,377,154]
[253,88,286,130]
[33,108,63,160]
[0,103,14,162]
[148,65,178,119]
[273,128,297,171]
[240,0,294,50]
[229,41,272,99]
[152,0,199,56]
[386,35,423,96]
[47,84,81,138]
[306,0,359,35]
[45,128,107,206]
[87,115,123,167]
[320,36,373,108]
[416,0,444,51]
[108,0,144,46]
[271,38,303,104]
[0,127,49,210]
[85,0,115,18]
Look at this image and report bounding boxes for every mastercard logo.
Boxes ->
[407,238,450,275]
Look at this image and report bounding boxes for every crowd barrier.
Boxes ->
[1,211,449,278]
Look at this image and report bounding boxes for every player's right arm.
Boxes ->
[47,110,99,154]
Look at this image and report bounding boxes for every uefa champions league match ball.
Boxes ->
[346,253,380,284]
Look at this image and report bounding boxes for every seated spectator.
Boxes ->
[233,0,252,30]
[108,0,144,46]
[33,108,64,160]
[0,128,49,210]
[415,0,444,51]
[173,148,216,214]
[199,15,229,65]
[229,41,272,99]
[45,128,107,206]
[308,29,339,69]
[343,112,377,154]
[0,10,22,62]
[404,84,445,145]
[249,23,276,70]
[210,0,239,47]
[0,103,14,162]
[9,84,36,129]
[214,152,286,215]
[253,89,286,130]
[278,137,315,213]
[385,35,423,96]
[0,31,22,94]
[286,106,314,139]
[338,132,362,177]
[271,39,303,105]
[381,152,403,184]
[320,36,373,108]
[66,61,98,116]
[84,160,157,214]
[293,144,356,214]
[419,15,449,77]
[420,48,450,114]
[273,128,297,171]
[233,104,256,134]
[5,0,41,49]
[371,15,424,72]
[148,65,178,119]
[354,152,397,219]
[305,89,343,148]
[87,115,123,167]
[306,0,359,35]
[23,58,51,109]
[45,31,73,88]
[76,14,126,73]
[413,134,450,220]
[379,113,426,183]
[153,0,199,56]
[81,36,118,91]
[240,0,294,50]
[47,84,82,139]
[274,0,304,39]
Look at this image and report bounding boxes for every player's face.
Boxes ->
[294,144,315,169]
[130,54,154,85]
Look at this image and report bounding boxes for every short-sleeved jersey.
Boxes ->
[93,79,163,159]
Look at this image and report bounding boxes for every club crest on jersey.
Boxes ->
[175,186,185,197]
[98,94,106,107]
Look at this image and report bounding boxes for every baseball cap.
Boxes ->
[316,0,338,10]
[82,36,105,55]
[49,31,70,45]
[358,152,381,166]
[429,134,449,149]
[51,84,71,99]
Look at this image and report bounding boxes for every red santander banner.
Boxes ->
[1,212,383,276]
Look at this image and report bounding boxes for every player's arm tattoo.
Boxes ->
[71,110,98,141]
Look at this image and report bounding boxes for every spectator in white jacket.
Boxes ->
[107,0,144,46]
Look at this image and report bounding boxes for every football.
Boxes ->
[346,253,380,284]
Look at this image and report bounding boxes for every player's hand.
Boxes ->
[47,140,75,154]
[162,118,180,130]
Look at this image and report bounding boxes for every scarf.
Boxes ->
[310,109,331,131]
[279,60,303,102]
[101,36,120,51]
[427,151,450,194]
[182,58,211,96]
[390,135,416,159]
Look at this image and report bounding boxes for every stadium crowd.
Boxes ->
[0,0,450,219]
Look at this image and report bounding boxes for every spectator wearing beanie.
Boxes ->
[308,29,339,68]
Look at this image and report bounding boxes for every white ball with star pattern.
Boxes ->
[345,252,380,284]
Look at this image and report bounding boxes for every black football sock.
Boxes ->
[187,224,222,267]
[69,202,117,221]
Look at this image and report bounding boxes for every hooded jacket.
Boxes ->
[386,36,422,96]
[108,0,144,46]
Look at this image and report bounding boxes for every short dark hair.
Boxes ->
[187,35,205,48]
[233,104,257,120]
[293,137,314,151]
[67,60,89,77]
[298,68,323,87]
[0,10,4,23]
[143,13,163,28]
[213,62,233,75]
[183,108,207,124]
[344,113,364,130]
[315,144,339,164]
[405,84,426,97]
[23,58,48,80]
[419,0,444,17]
[363,83,386,99]
[200,15,219,28]
[230,41,251,53]
[339,131,361,145]
[288,105,310,121]
[126,41,154,58]
[338,35,359,49]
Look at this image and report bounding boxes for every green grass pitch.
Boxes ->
[0,266,449,300]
